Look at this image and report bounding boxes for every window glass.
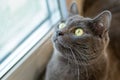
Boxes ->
[0,0,48,63]
[0,0,63,78]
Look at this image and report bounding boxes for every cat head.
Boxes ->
[52,2,112,65]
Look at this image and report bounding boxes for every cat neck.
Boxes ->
[53,50,108,80]
[55,49,107,67]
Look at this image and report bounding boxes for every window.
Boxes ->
[0,0,67,78]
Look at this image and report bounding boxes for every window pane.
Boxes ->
[0,0,63,78]
[0,0,48,63]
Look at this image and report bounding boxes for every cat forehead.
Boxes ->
[66,15,92,24]
[69,15,84,20]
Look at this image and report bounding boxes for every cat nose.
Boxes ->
[56,31,64,36]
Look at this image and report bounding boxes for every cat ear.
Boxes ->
[69,2,79,16]
[92,10,112,37]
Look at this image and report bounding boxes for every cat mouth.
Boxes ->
[53,35,60,42]
[53,37,65,46]
[53,38,57,42]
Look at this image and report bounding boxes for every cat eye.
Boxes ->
[59,23,66,29]
[75,28,84,36]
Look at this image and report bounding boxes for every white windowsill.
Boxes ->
[1,28,54,80]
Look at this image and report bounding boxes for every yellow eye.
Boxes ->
[75,28,84,36]
[59,23,66,29]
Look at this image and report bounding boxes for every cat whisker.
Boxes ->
[69,47,80,80]
[70,45,89,65]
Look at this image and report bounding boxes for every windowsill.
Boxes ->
[1,29,54,80]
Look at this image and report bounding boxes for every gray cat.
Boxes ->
[45,2,111,80]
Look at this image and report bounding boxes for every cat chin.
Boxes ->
[53,38,58,44]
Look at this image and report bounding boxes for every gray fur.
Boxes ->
[45,10,111,80]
